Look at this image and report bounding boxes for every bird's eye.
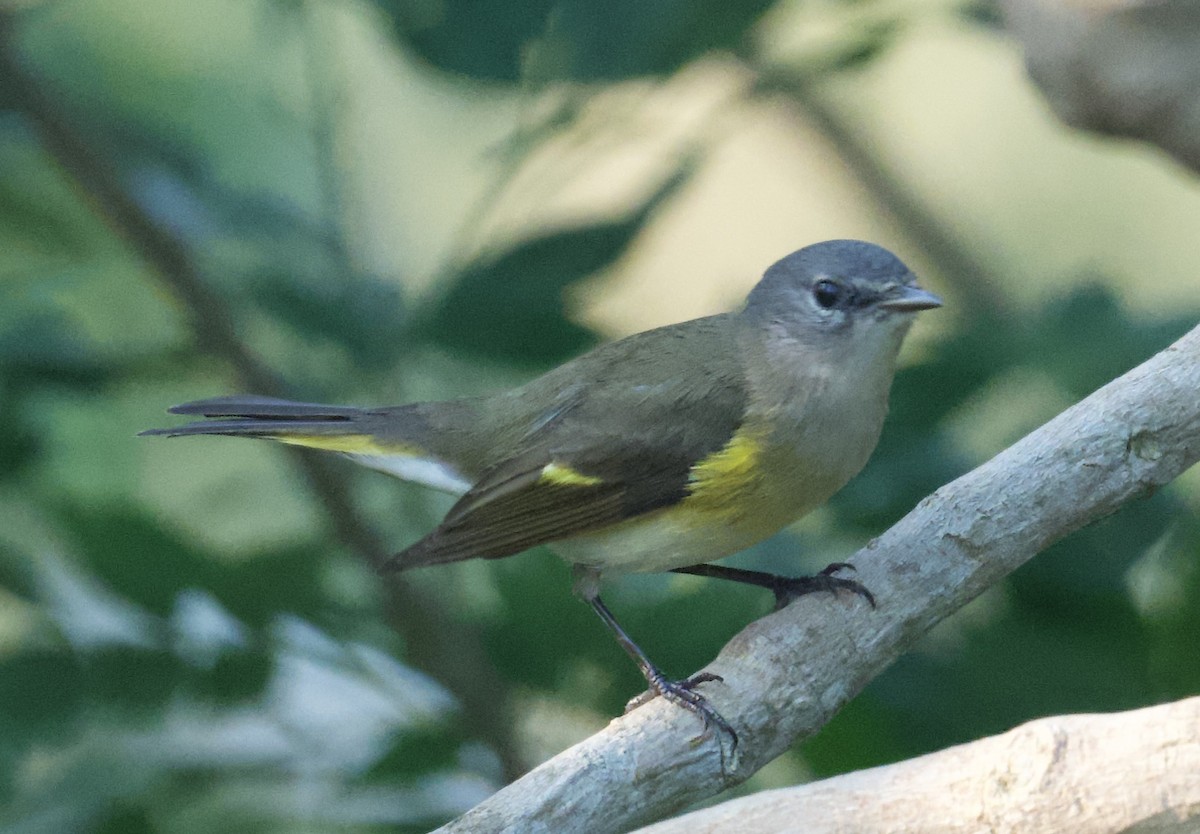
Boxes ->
[812,279,842,309]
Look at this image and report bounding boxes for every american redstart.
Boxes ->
[144,239,941,749]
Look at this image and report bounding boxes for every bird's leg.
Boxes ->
[573,566,737,753]
[672,562,876,611]
[588,594,736,748]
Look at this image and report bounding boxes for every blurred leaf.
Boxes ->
[0,542,38,600]
[0,312,112,390]
[531,0,777,82]
[1141,521,1200,695]
[893,587,1149,749]
[1033,285,1196,397]
[0,398,40,482]
[418,167,690,365]
[1013,497,1178,608]
[836,433,964,530]
[54,504,330,628]
[55,505,221,620]
[244,267,411,371]
[0,123,111,258]
[0,162,95,257]
[418,228,600,364]
[378,0,775,82]
[95,804,155,834]
[377,0,555,82]
[486,552,590,690]
[0,70,17,113]
[820,20,902,73]
[206,647,272,704]
[801,692,905,775]
[368,722,463,778]
[87,648,183,711]
[0,651,84,752]
[958,0,1004,28]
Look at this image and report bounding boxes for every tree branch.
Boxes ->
[1000,0,1200,176]
[632,696,1200,834]
[437,323,1200,833]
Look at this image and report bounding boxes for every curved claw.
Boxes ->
[624,671,724,713]
[772,564,876,611]
[820,562,857,575]
[625,671,738,756]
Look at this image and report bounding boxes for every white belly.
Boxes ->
[551,508,775,576]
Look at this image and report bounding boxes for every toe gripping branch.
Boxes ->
[583,562,876,768]
[672,561,876,611]
[586,594,739,757]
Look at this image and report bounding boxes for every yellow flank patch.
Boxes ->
[684,428,766,517]
[275,434,418,456]
[540,462,604,487]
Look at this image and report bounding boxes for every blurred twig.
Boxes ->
[0,10,523,781]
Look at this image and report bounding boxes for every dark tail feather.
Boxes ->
[166,395,364,420]
[140,418,363,438]
[140,395,371,439]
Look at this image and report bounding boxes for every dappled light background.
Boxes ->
[3,0,1200,831]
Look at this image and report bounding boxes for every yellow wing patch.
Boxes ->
[683,427,767,518]
[275,434,419,456]
[539,462,605,487]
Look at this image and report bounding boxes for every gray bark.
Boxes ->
[633,696,1200,834]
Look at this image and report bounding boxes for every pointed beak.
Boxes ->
[879,284,943,312]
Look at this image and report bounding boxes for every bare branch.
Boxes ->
[633,696,1200,834]
[1000,0,1200,176]
[437,324,1200,833]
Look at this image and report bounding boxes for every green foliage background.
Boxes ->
[1,1,1198,832]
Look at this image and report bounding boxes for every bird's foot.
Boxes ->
[625,671,738,754]
[770,562,876,611]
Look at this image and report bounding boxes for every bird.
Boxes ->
[143,239,942,751]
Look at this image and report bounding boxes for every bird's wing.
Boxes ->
[386,338,750,571]
[385,440,710,570]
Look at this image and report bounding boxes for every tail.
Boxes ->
[140,395,371,446]
[141,395,472,494]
